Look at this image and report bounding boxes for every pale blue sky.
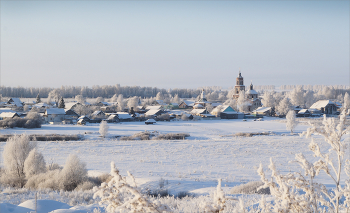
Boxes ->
[1,1,349,89]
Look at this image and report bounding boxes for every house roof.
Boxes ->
[0,112,19,118]
[298,109,309,114]
[107,114,118,120]
[145,109,162,116]
[247,89,258,95]
[253,107,272,113]
[190,109,208,114]
[45,108,66,115]
[91,110,105,116]
[8,98,23,107]
[146,105,162,110]
[116,112,132,119]
[182,100,195,106]
[78,115,90,120]
[146,119,156,123]
[310,100,335,109]
[0,108,15,114]
[34,103,49,108]
[65,102,80,110]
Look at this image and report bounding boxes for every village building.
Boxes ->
[0,112,20,120]
[179,100,195,109]
[309,100,338,115]
[246,82,261,111]
[44,108,66,123]
[233,71,245,98]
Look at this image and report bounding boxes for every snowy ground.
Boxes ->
[1,117,349,212]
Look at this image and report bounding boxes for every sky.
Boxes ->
[1,1,349,89]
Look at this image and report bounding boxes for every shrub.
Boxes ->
[59,154,87,191]
[1,134,36,187]
[23,148,46,179]
[230,181,270,195]
[153,133,190,140]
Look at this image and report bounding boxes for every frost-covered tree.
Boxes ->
[156,92,164,100]
[36,94,41,103]
[75,95,86,104]
[93,162,171,213]
[227,89,236,99]
[2,134,36,187]
[117,94,125,111]
[23,105,30,112]
[127,96,139,110]
[237,91,248,112]
[224,99,238,111]
[261,91,275,108]
[23,148,46,179]
[99,120,109,138]
[286,110,297,134]
[47,89,61,105]
[59,154,87,191]
[171,94,180,104]
[289,86,305,107]
[110,94,118,102]
[276,97,292,116]
[95,97,104,103]
[58,97,65,108]
[343,93,350,112]
[304,90,315,108]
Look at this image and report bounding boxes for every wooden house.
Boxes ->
[297,109,311,117]
[44,108,66,123]
[309,100,338,115]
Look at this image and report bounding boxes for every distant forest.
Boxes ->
[0,84,348,99]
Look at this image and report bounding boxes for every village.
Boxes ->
[0,71,344,128]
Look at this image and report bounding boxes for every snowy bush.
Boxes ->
[23,148,46,179]
[230,181,270,195]
[286,110,297,134]
[93,162,172,212]
[25,169,61,190]
[256,109,350,212]
[59,154,87,191]
[1,134,36,187]
[99,120,109,138]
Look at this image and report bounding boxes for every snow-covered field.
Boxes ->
[1,117,348,212]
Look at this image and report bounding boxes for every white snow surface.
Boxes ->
[0,117,348,212]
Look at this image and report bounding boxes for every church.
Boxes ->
[232,70,261,111]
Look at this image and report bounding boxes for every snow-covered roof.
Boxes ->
[145,109,162,116]
[0,108,15,114]
[91,111,105,116]
[78,115,90,120]
[298,109,309,114]
[145,119,156,123]
[190,109,207,115]
[45,108,66,115]
[156,100,166,105]
[0,112,19,118]
[8,98,23,107]
[211,103,221,107]
[107,114,118,120]
[65,102,80,110]
[34,103,49,108]
[309,100,335,109]
[146,105,162,110]
[193,104,204,108]
[116,112,132,119]
[246,89,258,95]
[182,100,195,106]
[253,107,272,113]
